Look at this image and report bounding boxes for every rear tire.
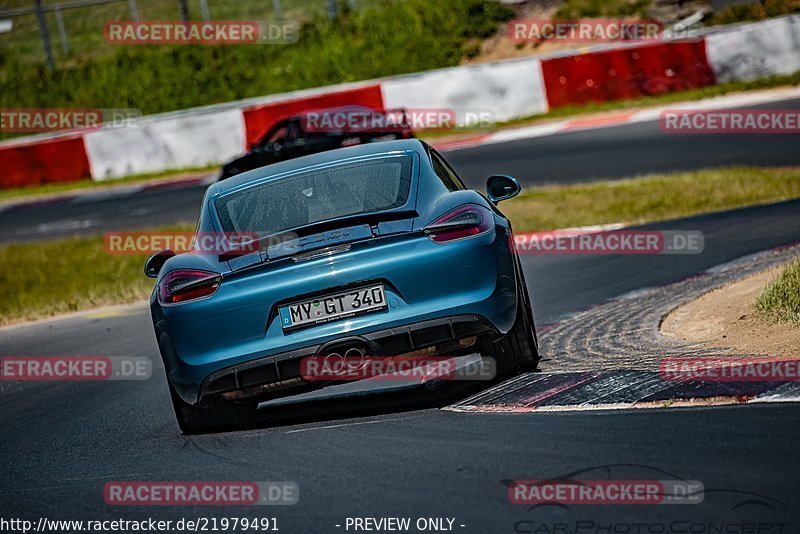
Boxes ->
[486,292,540,377]
[168,382,259,434]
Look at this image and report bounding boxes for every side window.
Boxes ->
[287,119,302,144]
[429,149,465,192]
[259,120,289,147]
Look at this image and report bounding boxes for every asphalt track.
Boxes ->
[1,97,799,244]
[446,97,800,187]
[2,200,800,529]
[2,103,800,530]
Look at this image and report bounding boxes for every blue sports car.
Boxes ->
[146,139,538,433]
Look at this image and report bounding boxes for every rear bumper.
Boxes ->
[198,314,497,403]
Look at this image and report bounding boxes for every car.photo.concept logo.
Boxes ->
[506,465,793,533]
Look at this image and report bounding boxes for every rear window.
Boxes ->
[216,155,413,236]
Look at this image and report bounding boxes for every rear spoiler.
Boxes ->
[218,209,419,262]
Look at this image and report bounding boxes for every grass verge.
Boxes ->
[757,260,800,324]
[0,225,192,326]
[1,166,799,326]
[502,166,800,231]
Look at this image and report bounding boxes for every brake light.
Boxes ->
[158,269,221,305]
[423,204,494,243]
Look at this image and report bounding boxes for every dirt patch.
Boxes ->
[464,0,711,65]
[661,265,800,357]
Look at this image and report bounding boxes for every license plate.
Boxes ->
[279,285,387,330]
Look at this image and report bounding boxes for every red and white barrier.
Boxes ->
[705,15,800,83]
[381,57,549,124]
[83,108,246,180]
[0,134,92,189]
[540,39,715,107]
[1,15,798,189]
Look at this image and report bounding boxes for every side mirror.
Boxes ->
[144,249,176,278]
[486,175,521,204]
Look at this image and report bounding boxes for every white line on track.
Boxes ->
[284,416,414,434]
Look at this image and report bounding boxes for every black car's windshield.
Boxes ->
[258,121,289,147]
[215,155,413,236]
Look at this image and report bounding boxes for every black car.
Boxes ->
[219,105,414,180]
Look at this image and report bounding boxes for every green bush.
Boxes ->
[0,0,513,120]
[757,260,800,324]
[555,0,652,19]
[708,0,800,25]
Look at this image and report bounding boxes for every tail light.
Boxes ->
[158,270,221,305]
[423,204,494,243]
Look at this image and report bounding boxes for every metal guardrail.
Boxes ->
[1,0,143,70]
[0,0,354,70]
[0,0,127,17]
